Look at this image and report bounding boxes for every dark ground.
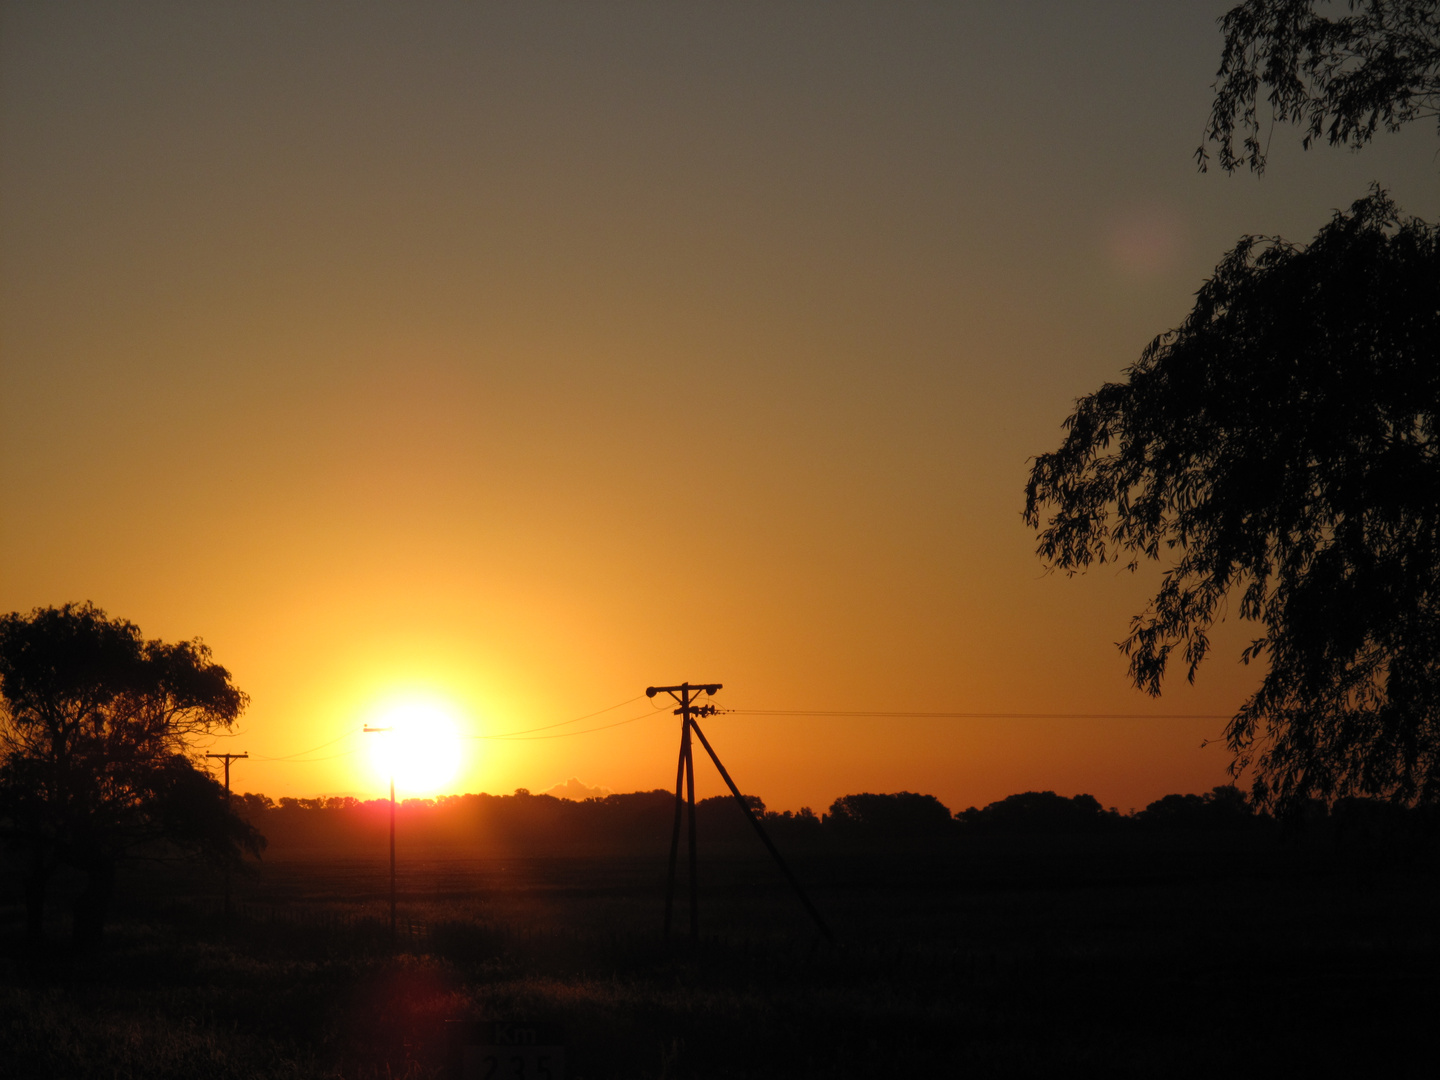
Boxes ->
[2,834,1437,1078]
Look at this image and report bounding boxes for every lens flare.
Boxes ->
[365,697,465,795]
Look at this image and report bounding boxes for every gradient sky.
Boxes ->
[3,1,1437,813]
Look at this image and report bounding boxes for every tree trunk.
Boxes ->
[72,853,115,951]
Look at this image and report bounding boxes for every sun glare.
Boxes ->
[365,698,466,795]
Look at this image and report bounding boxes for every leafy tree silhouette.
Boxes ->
[825,792,953,841]
[1026,191,1440,811]
[1138,786,1261,832]
[1200,0,1440,174]
[956,791,1115,834]
[0,603,262,948]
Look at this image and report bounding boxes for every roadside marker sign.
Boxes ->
[446,1021,565,1080]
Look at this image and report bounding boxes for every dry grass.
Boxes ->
[2,840,1437,1078]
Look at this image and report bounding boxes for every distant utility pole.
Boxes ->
[207,752,249,802]
[647,683,833,945]
[206,751,248,920]
[363,725,397,945]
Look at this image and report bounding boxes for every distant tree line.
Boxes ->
[228,784,1439,855]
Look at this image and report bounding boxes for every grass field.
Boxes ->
[2,835,1437,1078]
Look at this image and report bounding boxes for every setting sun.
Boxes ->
[364,698,466,796]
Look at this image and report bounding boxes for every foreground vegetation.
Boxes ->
[3,826,1437,1079]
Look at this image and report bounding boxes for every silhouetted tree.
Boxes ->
[1025,192,1440,811]
[1138,786,1262,832]
[825,792,953,841]
[0,603,262,947]
[957,791,1116,834]
[1201,0,1440,173]
[762,805,824,848]
[696,794,766,842]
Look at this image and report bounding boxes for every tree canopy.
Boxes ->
[825,791,954,839]
[1024,190,1440,810]
[955,791,1115,834]
[1201,0,1440,173]
[0,602,262,945]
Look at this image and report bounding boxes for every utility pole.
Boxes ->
[207,752,249,801]
[206,752,248,920]
[647,683,833,945]
[363,725,397,945]
[651,682,717,944]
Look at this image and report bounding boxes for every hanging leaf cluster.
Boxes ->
[1201,0,1440,173]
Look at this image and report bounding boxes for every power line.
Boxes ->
[242,700,1228,762]
[252,729,362,762]
[247,696,653,760]
[464,694,646,739]
[259,748,361,764]
[479,708,661,741]
[723,709,1234,720]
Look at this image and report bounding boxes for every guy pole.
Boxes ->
[687,719,833,942]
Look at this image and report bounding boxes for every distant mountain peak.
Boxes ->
[544,777,613,801]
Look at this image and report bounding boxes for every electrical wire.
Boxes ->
[722,708,1233,720]
[251,729,362,762]
[250,695,649,760]
[463,694,646,739]
[259,748,362,764]
[479,708,661,741]
[243,698,1229,761]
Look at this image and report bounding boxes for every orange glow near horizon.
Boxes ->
[4,4,1437,817]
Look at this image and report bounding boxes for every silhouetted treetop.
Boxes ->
[825,792,953,839]
[1025,191,1440,810]
[1201,0,1440,173]
[957,791,1116,833]
[1138,786,1260,831]
[0,602,257,947]
[0,603,246,744]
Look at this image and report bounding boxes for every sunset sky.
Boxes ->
[3,1,1437,814]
